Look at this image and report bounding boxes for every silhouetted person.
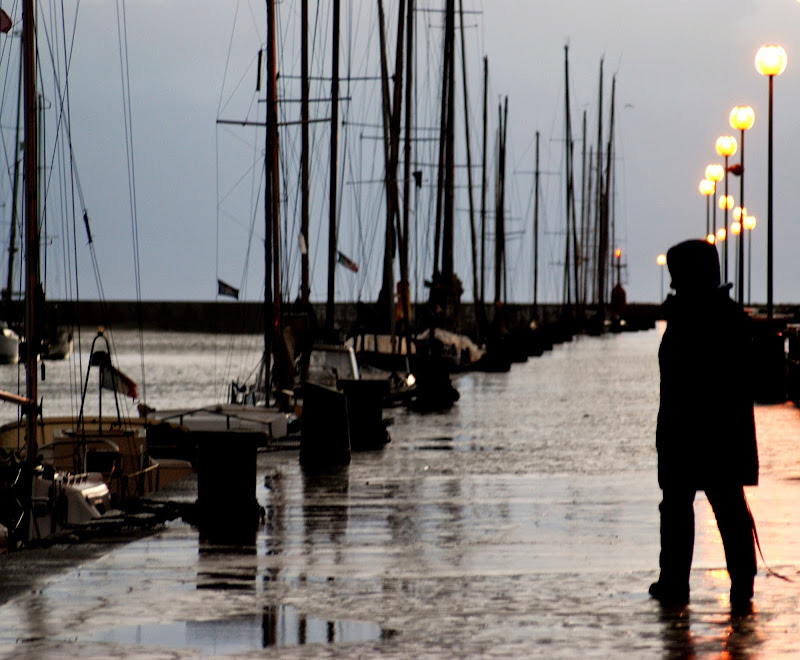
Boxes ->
[650,239,758,610]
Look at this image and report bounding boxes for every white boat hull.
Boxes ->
[0,327,19,365]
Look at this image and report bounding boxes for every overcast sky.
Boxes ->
[2,0,800,305]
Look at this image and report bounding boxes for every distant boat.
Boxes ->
[0,323,18,364]
[42,326,73,361]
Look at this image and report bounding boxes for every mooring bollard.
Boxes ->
[196,431,261,545]
[300,382,351,468]
[751,320,787,404]
[337,379,389,451]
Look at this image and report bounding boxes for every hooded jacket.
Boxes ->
[656,287,758,489]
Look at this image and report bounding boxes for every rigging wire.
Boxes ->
[37,0,86,417]
[114,0,146,407]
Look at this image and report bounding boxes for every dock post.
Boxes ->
[196,431,261,545]
[300,383,351,468]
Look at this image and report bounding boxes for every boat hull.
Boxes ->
[0,327,19,365]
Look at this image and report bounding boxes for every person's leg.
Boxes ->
[651,487,695,604]
[705,486,756,607]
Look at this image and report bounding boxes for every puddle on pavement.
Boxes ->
[82,604,392,653]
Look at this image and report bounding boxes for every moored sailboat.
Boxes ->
[0,2,188,547]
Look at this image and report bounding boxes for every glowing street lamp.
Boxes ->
[657,253,667,300]
[614,248,622,287]
[716,135,738,283]
[743,214,757,305]
[716,227,727,244]
[706,233,716,245]
[705,163,724,236]
[756,44,787,319]
[730,105,755,304]
[699,178,715,236]
[718,195,734,211]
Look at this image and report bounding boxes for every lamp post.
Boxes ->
[657,253,667,300]
[731,213,742,295]
[756,44,787,319]
[716,135,738,284]
[743,214,757,305]
[705,163,724,237]
[730,106,755,304]
[718,193,734,277]
[733,206,746,296]
[699,178,715,236]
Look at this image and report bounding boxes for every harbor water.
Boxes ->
[1,325,800,657]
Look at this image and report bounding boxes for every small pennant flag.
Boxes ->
[0,9,11,33]
[337,251,359,273]
[217,279,240,299]
[99,362,139,399]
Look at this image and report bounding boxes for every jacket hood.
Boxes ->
[666,239,721,292]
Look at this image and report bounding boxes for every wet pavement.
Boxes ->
[1,327,800,658]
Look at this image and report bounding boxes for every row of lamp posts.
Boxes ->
[660,44,786,316]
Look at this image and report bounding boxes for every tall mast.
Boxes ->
[23,0,39,468]
[594,59,605,311]
[432,7,448,278]
[300,0,309,305]
[562,44,573,310]
[400,0,414,334]
[570,137,580,318]
[533,130,540,315]
[377,0,406,334]
[325,0,340,337]
[479,56,488,334]
[5,50,23,307]
[494,98,508,305]
[458,0,479,336]
[263,0,286,398]
[581,117,591,307]
[605,75,617,298]
[441,0,456,282]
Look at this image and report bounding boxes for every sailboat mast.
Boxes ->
[5,51,22,306]
[533,130,540,314]
[458,0,479,337]
[300,0,309,305]
[578,110,591,305]
[479,56,488,330]
[22,0,39,463]
[441,0,456,282]
[605,75,617,297]
[376,0,402,333]
[570,137,580,317]
[326,0,340,337]
[263,0,285,397]
[562,45,573,309]
[400,0,414,333]
[594,59,605,312]
[502,101,509,306]
[581,114,590,307]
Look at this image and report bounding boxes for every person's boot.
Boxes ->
[729,580,754,613]
[649,580,689,607]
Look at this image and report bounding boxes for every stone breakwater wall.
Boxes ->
[40,300,668,336]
